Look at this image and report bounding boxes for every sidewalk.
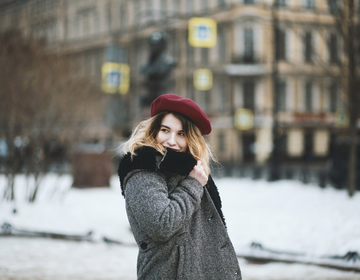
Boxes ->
[0,237,358,280]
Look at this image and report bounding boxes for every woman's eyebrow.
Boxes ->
[160,125,184,133]
[160,125,171,129]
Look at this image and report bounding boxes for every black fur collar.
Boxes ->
[118,146,226,226]
[118,146,197,193]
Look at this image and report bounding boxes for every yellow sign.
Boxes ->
[234,108,254,130]
[101,63,130,94]
[194,69,213,91]
[335,108,349,128]
[188,17,217,48]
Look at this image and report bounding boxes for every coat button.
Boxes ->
[208,216,213,221]
[140,242,148,250]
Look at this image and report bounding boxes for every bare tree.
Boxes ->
[0,30,105,202]
[331,0,360,197]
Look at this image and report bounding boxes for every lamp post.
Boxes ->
[268,1,281,181]
[141,31,177,107]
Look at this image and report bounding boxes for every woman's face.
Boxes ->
[156,113,188,153]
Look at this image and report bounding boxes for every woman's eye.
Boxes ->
[161,128,168,132]
[179,132,185,136]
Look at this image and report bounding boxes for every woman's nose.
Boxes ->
[167,133,176,145]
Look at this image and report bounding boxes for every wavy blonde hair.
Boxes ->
[122,111,216,175]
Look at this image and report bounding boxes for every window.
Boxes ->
[143,0,152,21]
[275,28,286,60]
[243,81,255,111]
[187,81,194,101]
[278,132,288,158]
[187,0,193,15]
[95,50,103,81]
[133,44,139,72]
[187,42,194,67]
[173,0,178,16]
[201,48,208,65]
[217,80,227,112]
[86,52,94,76]
[304,0,314,9]
[328,0,338,13]
[242,134,255,163]
[276,80,287,111]
[244,0,255,4]
[74,17,79,37]
[329,33,339,64]
[34,0,46,14]
[120,4,127,29]
[244,28,254,63]
[201,0,207,12]
[275,0,286,7]
[105,2,110,32]
[48,21,57,41]
[218,132,226,154]
[200,91,210,113]
[83,12,91,34]
[304,32,313,63]
[305,81,313,112]
[77,7,96,37]
[161,0,167,18]
[65,17,69,40]
[32,0,58,15]
[170,34,178,61]
[304,131,313,159]
[218,27,226,62]
[135,1,141,19]
[94,11,99,34]
[218,0,226,8]
[48,0,58,11]
[33,20,57,42]
[329,80,338,112]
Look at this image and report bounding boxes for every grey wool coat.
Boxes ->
[118,147,241,280]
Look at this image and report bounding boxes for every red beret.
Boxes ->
[151,94,212,135]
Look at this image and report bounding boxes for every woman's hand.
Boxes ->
[189,160,208,186]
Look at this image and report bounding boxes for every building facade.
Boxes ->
[0,0,352,168]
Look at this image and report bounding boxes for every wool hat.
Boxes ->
[150,93,212,135]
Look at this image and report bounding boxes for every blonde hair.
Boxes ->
[122,111,216,175]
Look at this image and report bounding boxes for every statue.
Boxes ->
[141,31,177,106]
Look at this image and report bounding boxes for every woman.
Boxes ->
[118,94,241,280]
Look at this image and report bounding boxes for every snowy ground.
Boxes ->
[0,174,360,280]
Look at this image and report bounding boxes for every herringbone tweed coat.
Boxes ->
[118,147,241,280]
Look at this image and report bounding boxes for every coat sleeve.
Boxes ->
[125,170,204,242]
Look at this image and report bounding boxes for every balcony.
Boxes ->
[232,55,259,64]
[225,64,268,76]
[226,55,268,76]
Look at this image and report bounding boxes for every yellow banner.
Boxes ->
[101,63,130,94]
[335,109,349,128]
[234,108,254,130]
[188,17,217,48]
[193,69,213,91]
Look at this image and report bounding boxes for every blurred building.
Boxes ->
[0,0,350,170]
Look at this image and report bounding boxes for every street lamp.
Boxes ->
[268,1,281,181]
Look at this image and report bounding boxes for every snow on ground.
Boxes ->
[0,174,360,280]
